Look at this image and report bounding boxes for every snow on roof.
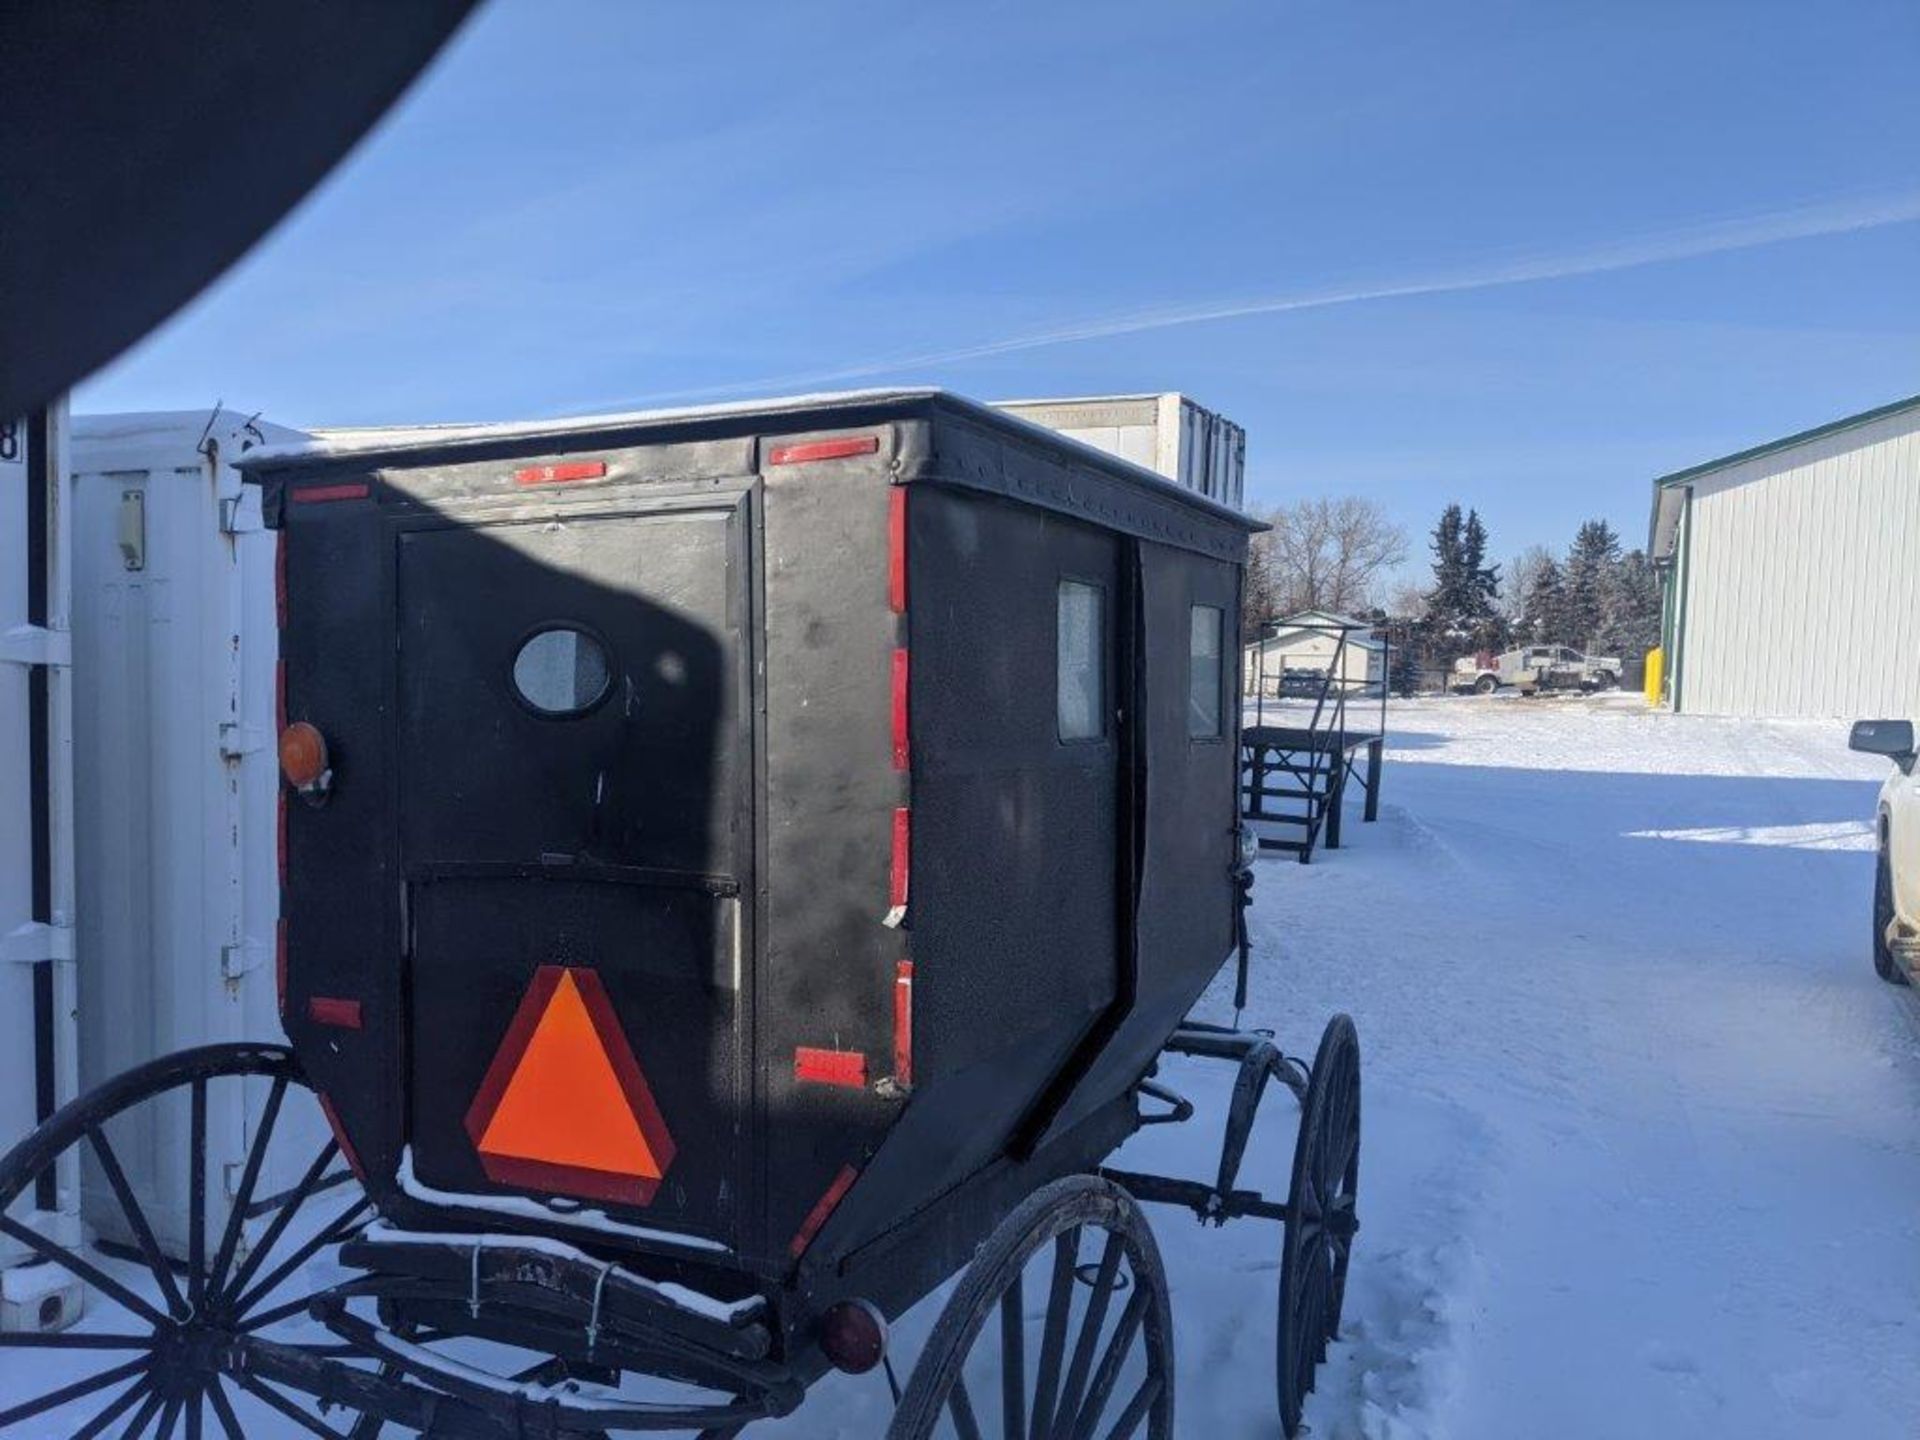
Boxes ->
[71,407,306,471]
[244,387,943,468]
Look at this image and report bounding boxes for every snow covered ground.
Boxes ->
[5,696,1917,1437]
[1180,694,1920,1438]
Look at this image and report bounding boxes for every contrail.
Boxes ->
[584,189,1920,409]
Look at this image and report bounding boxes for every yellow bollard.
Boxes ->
[1644,646,1664,705]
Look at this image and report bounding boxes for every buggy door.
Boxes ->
[396,496,751,1247]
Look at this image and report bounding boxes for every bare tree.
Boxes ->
[1262,497,1407,617]
[1502,544,1553,621]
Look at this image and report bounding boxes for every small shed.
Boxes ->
[1649,394,1920,719]
[1243,611,1384,697]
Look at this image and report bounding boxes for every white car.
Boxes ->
[1850,718,1919,986]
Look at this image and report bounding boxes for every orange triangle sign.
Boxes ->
[463,966,676,1206]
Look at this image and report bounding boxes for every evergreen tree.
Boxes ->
[1596,548,1661,661]
[1562,518,1621,647]
[1461,509,1501,616]
[1426,503,1468,625]
[1521,555,1570,642]
[1241,527,1278,637]
[1424,503,1505,654]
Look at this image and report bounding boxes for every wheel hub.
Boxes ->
[148,1319,240,1399]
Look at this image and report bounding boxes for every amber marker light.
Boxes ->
[278,720,332,800]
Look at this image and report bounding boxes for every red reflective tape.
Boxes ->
[308,996,363,1030]
[317,1093,366,1181]
[789,1164,860,1258]
[769,435,879,466]
[891,647,910,770]
[275,918,288,1021]
[289,482,369,504]
[274,532,287,629]
[888,486,907,613]
[794,1047,867,1088]
[513,460,607,487]
[275,660,288,888]
[894,960,913,1087]
[889,808,910,912]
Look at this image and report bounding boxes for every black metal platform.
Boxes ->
[1241,726,1384,861]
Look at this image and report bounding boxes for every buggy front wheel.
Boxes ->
[886,1175,1174,1440]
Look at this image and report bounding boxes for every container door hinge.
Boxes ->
[220,941,266,982]
[1,922,75,965]
[218,722,267,760]
[219,491,265,535]
[0,624,71,670]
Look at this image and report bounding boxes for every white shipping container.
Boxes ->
[992,393,1247,510]
[68,409,318,1261]
[0,400,85,1331]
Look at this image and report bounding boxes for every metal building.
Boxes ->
[1649,394,1920,719]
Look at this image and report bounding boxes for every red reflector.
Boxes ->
[317,1092,366,1182]
[289,482,369,505]
[889,808,910,914]
[888,486,907,613]
[790,1164,860,1258]
[769,435,879,466]
[308,996,363,1030]
[894,960,913,1087]
[513,460,607,486]
[820,1298,889,1375]
[891,648,910,770]
[795,1047,867,1089]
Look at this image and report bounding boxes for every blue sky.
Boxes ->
[80,0,1920,587]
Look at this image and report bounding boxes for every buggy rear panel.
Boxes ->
[248,390,1254,1317]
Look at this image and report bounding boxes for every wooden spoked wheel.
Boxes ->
[886,1175,1174,1440]
[0,1044,382,1438]
[1277,1014,1361,1437]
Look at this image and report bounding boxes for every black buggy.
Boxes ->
[0,390,1361,1438]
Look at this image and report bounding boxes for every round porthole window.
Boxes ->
[511,626,613,717]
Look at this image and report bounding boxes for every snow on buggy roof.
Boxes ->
[237,386,1261,533]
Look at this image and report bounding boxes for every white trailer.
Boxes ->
[993,393,1247,510]
[0,400,84,1334]
[65,409,321,1266]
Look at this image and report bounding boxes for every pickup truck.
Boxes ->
[1452,645,1621,695]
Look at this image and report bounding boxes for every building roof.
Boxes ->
[1250,610,1385,651]
[1648,392,1920,559]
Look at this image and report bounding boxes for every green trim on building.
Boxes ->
[1651,392,1920,492]
[1671,486,1693,713]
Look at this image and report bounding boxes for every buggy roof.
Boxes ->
[236,387,1260,534]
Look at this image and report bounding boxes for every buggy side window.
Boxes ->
[1057,580,1105,741]
[1188,605,1224,738]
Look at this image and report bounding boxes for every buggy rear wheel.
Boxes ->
[1277,1014,1360,1437]
[0,1044,391,1438]
[886,1175,1173,1440]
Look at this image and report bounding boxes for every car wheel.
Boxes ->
[1474,675,1497,695]
[1874,842,1907,986]
[1591,670,1614,690]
